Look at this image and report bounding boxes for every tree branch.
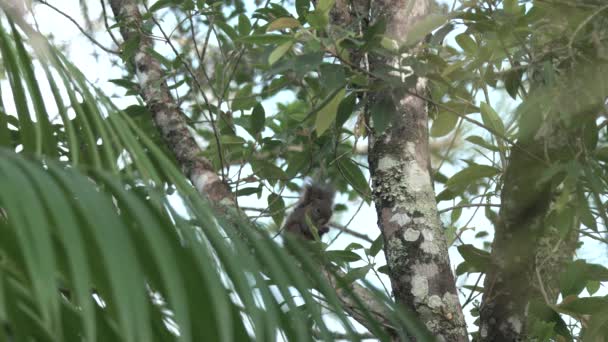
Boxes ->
[108,0,231,204]
[37,0,119,55]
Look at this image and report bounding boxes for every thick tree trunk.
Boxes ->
[478,144,552,341]
[366,1,468,340]
[479,136,578,340]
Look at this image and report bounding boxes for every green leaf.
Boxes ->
[315,88,345,135]
[377,265,389,275]
[504,69,522,100]
[268,194,286,226]
[431,24,454,45]
[236,187,261,196]
[232,84,256,111]
[342,265,373,284]
[316,0,335,13]
[528,300,571,340]
[451,200,466,222]
[370,93,396,134]
[466,135,499,151]
[405,14,448,45]
[457,244,491,273]
[250,103,265,136]
[108,78,139,91]
[430,112,458,137]
[455,34,477,54]
[345,243,364,251]
[337,157,370,199]
[335,92,357,128]
[368,235,384,257]
[251,160,288,181]
[219,135,246,145]
[325,250,361,263]
[238,14,252,36]
[148,0,174,12]
[560,260,589,297]
[292,52,324,78]
[586,281,600,295]
[578,199,597,231]
[296,0,310,17]
[238,34,291,45]
[215,20,239,41]
[558,297,608,315]
[480,102,505,136]
[285,152,310,178]
[268,41,293,65]
[446,164,500,190]
[267,17,301,32]
[306,9,328,30]
[319,64,346,91]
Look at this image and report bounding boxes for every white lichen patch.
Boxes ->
[412,262,438,278]
[411,275,429,299]
[403,228,420,241]
[192,170,218,194]
[442,292,460,310]
[480,324,488,338]
[425,320,439,333]
[123,3,137,16]
[428,295,442,309]
[137,69,150,86]
[413,216,427,225]
[134,51,146,64]
[405,143,431,192]
[378,156,400,171]
[420,229,441,254]
[390,212,412,226]
[507,317,522,333]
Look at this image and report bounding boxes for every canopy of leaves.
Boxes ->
[1,0,608,340]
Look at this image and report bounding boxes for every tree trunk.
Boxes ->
[478,129,578,341]
[366,1,468,340]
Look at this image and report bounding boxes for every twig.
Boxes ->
[100,0,120,47]
[330,222,374,243]
[462,272,483,308]
[438,203,501,214]
[37,0,119,55]
[143,2,227,181]
[535,267,551,305]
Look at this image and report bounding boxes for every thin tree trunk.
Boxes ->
[366,0,468,340]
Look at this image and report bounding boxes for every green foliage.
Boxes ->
[0,14,430,342]
[2,0,608,340]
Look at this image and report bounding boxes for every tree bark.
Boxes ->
[109,0,232,204]
[478,121,578,341]
[366,0,468,340]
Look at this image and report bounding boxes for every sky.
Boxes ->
[22,0,608,337]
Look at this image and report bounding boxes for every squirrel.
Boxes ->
[282,183,335,240]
